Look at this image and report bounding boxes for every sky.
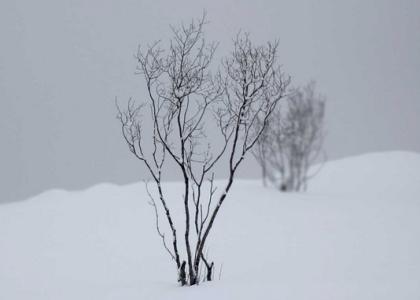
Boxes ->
[1,0,419,203]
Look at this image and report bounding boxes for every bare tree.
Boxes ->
[253,81,326,192]
[117,16,289,286]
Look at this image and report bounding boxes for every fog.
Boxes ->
[1,0,419,203]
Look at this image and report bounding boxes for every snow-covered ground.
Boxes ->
[1,151,420,299]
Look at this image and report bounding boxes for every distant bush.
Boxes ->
[253,82,326,192]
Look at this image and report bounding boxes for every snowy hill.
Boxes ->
[309,151,420,196]
[1,151,420,299]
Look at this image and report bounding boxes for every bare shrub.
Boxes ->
[117,15,289,285]
[253,82,325,192]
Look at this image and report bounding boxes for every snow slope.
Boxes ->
[1,151,420,299]
[309,151,420,196]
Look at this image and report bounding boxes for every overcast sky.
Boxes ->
[1,0,419,203]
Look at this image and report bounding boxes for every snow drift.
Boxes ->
[1,151,420,299]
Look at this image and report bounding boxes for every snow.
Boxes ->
[1,151,420,299]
